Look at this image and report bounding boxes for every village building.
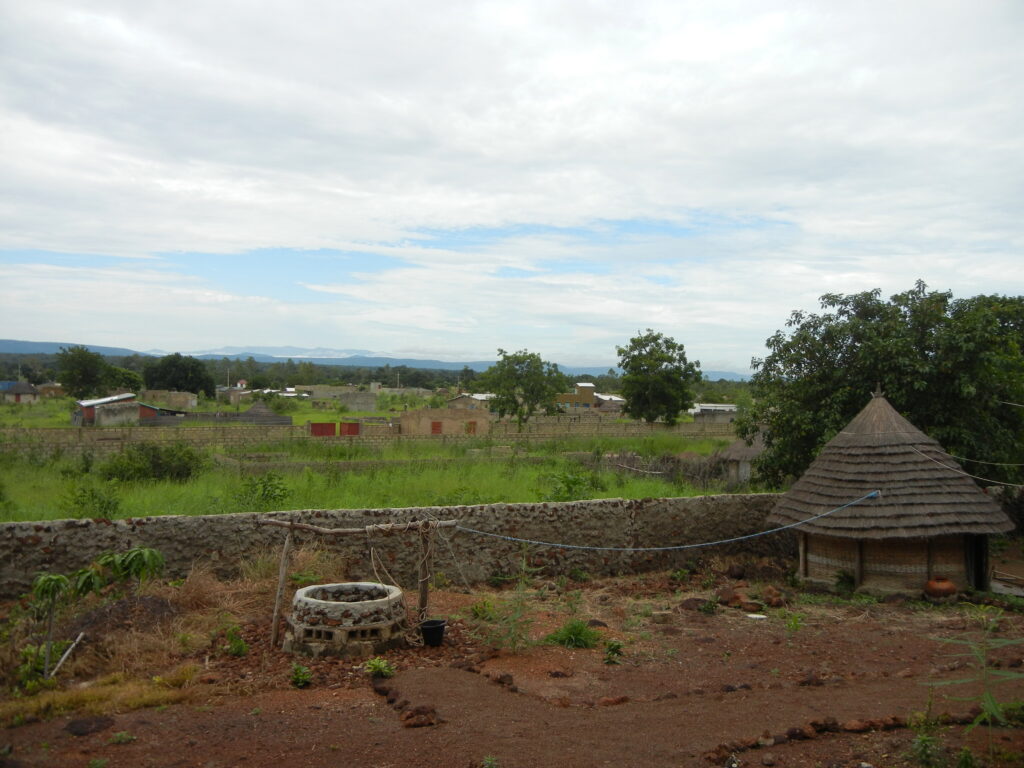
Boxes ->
[0,381,40,404]
[767,393,1013,592]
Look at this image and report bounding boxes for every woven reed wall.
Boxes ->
[807,533,968,591]
[806,535,857,581]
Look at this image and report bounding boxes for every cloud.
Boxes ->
[2,1,1023,369]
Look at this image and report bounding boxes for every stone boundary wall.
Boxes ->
[0,494,784,598]
[0,420,734,458]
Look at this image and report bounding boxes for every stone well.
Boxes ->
[283,581,407,658]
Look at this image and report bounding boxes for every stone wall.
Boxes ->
[0,494,784,598]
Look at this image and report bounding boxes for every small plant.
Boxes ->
[835,569,856,594]
[288,570,319,587]
[603,640,624,664]
[87,759,109,768]
[783,611,805,634]
[109,731,136,745]
[476,587,533,652]
[564,590,583,615]
[907,706,943,768]
[235,472,290,511]
[469,599,499,622]
[669,568,690,583]
[222,625,248,657]
[955,747,978,768]
[481,757,500,768]
[364,656,395,679]
[700,573,717,589]
[568,567,590,583]
[290,662,312,689]
[546,619,601,649]
[59,481,120,519]
[698,599,717,615]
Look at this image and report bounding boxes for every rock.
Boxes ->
[198,673,220,685]
[895,668,914,678]
[680,597,707,612]
[400,705,437,728]
[740,601,764,613]
[587,619,608,628]
[548,670,571,678]
[65,716,115,737]
[597,695,629,706]
[726,564,746,579]
[651,611,673,624]
[760,754,776,766]
[494,673,514,687]
[786,726,808,741]
[716,587,741,607]
[842,719,871,733]
[654,692,678,701]
[798,671,824,687]
[721,684,737,693]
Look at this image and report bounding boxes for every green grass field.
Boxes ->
[0,435,729,522]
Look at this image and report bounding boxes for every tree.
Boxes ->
[143,353,216,397]
[616,330,702,424]
[107,366,144,392]
[734,282,1024,486]
[476,349,568,430]
[57,346,110,399]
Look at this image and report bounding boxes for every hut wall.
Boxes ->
[806,534,968,592]
[805,535,857,583]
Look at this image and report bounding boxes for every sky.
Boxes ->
[1,1,1022,373]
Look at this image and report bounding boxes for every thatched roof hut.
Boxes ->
[768,393,1013,592]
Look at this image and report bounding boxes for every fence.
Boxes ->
[0,417,734,458]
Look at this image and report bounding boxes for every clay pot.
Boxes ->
[924,577,957,598]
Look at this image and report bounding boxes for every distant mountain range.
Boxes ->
[0,339,749,380]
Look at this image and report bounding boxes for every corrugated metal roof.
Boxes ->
[77,393,137,407]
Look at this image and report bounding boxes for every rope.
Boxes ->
[998,400,1024,409]
[455,490,881,552]
[910,447,1024,488]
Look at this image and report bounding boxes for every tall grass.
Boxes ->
[0,450,704,522]
[0,398,77,428]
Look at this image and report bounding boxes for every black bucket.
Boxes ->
[420,619,447,647]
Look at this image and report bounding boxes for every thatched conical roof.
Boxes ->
[767,393,1013,539]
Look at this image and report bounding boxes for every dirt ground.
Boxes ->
[3,566,1024,768]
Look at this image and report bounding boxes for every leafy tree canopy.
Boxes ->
[476,348,568,430]
[616,329,701,424]
[143,353,216,397]
[735,282,1024,486]
[57,346,112,399]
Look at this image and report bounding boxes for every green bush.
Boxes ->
[545,619,602,649]
[98,443,206,483]
[59,482,120,519]
[364,656,395,678]
[234,472,290,511]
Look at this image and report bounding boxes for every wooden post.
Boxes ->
[417,524,432,623]
[270,529,294,648]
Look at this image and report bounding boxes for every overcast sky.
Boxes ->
[1,1,1022,372]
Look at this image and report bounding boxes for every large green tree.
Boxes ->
[143,353,216,397]
[616,329,702,424]
[57,346,111,399]
[735,282,1024,486]
[476,348,568,430]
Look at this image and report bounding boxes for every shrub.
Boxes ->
[98,443,206,483]
[235,472,290,511]
[364,657,395,678]
[546,619,601,649]
[59,482,120,519]
[223,626,248,657]
[290,663,312,688]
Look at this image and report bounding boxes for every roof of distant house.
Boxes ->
[5,381,38,395]
[77,393,136,407]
